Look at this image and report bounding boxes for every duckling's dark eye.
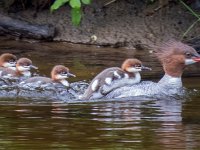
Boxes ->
[134,64,141,67]
[185,52,192,58]
[61,71,68,75]
[9,60,14,63]
[23,63,31,67]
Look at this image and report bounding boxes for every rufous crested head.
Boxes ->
[0,53,17,67]
[51,65,75,81]
[16,58,38,72]
[155,40,200,77]
[121,58,151,73]
[155,40,200,63]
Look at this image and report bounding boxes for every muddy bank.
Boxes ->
[1,0,200,48]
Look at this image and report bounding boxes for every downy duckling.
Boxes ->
[0,53,17,70]
[0,58,37,78]
[20,65,75,87]
[80,58,151,100]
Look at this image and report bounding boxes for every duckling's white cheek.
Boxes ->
[56,74,67,80]
[105,78,112,85]
[3,62,15,68]
[185,59,196,65]
[91,79,99,91]
[126,67,141,73]
[17,66,30,71]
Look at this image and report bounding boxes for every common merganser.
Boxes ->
[20,65,75,87]
[105,40,200,99]
[0,57,37,78]
[0,53,17,70]
[80,58,151,100]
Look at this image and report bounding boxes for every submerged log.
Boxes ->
[0,14,55,40]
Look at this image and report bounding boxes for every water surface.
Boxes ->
[0,39,200,149]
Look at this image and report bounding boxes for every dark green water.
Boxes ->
[0,39,200,149]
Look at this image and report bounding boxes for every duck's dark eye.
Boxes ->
[185,52,192,58]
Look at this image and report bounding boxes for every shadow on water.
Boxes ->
[0,39,200,149]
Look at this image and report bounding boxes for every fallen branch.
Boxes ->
[0,14,55,40]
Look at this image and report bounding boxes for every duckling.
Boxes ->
[0,58,37,78]
[0,53,17,70]
[20,65,75,87]
[81,58,151,100]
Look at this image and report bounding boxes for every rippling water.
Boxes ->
[0,39,200,149]
[0,93,200,149]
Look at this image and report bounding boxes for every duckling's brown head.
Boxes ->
[16,58,38,72]
[0,53,17,67]
[51,65,75,81]
[121,58,151,73]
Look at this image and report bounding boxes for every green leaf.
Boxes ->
[71,8,82,26]
[69,0,81,8]
[50,0,69,12]
[81,0,92,5]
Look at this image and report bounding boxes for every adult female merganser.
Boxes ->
[80,58,151,100]
[0,57,37,78]
[0,53,17,70]
[20,65,75,87]
[105,40,200,99]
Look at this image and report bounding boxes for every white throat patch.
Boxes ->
[60,79,69,87]
[134,72,141,83]
[3,62,15,68]
[158,74,182,88]
[21,71,31,77]
[185,59,196,65]
[17,66,30,72]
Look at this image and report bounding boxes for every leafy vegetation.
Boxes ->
[50,0,92,26]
